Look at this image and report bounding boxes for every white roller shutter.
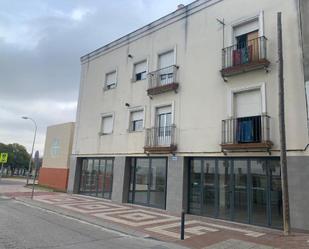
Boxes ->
[234,19,259,38]
[102,116,113,134]
[159,51,174,69]
[131,110,143,121]
[235,89,261,117]
[135,61,147,74]
[106,71,116,86]
[157,105,172,115]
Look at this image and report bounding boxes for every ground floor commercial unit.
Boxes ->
[67,154,309,231]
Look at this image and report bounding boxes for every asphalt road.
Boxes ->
[0,197,185,249]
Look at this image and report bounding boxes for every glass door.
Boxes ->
[103,159,113,199]
[202,160,216,217]
[233,160,249,223]
[188,158,282,229]
[133,158,150,205]
[79,159,88,193]
[90,159,100,196]
[250,159,268,226]
[149,158,167,209]
[97,159,105,198]
[85,159,93,195]
[217,160,232,220]
[269,160,283,228]
[189,159,202,215]
[129,158,167,209]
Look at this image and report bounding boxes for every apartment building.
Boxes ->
[68,0,309,231]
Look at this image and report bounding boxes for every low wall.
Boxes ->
[38,167,69,192]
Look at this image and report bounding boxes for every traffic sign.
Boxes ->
[0,153,8,163]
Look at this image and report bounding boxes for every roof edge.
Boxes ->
[80,0,222,64]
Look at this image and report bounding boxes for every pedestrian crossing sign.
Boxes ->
[0,153,8,163]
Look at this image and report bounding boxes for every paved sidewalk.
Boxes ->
[7,192,309,249]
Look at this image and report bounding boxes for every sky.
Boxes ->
[0,0,193,155]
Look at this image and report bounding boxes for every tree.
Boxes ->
[0,143,30,175]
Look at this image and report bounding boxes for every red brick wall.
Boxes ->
[38,168,69,192]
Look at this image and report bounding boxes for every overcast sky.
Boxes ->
[0,0,192,155]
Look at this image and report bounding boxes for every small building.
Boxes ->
[39,122,75,191]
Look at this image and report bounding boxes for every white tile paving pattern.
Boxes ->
[34,194,266,241]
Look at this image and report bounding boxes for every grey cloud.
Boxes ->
[0,0,192,153]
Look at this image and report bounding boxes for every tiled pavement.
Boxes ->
[11,193,307,249]
[204,239,276,249]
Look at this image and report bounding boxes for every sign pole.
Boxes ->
[0,153,8,181]
[31,168,36,199]
[0,163,4,180]
[31,150,40,199]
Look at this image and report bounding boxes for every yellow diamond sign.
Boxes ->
[0,153,8,163]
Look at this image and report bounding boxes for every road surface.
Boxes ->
[0,196,185,249]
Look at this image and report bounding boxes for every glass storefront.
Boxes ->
[79,158,114,199]
[128,157,167,209]
[189,157,283,229]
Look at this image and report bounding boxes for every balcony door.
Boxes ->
[158,50,174,85]
[234,89,262,143]
[156,106,172,146]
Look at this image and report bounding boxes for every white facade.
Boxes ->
[73,0,307,157]
[69,0,309,231]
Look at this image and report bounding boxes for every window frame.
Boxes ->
[99,113,114,135]
[227,83,266,118]
[152,102,175,128]
[230,11,264,45]
[104,70,117,90]
[132,60,148,82]
[128,107,145,133]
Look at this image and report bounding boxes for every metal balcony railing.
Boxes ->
[145,125,177,151]
[148,65,179,90]
[221,36,269,76]
[221,115,271,145]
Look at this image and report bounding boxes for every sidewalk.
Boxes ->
[0,178,54,197]
[7,192,309,249]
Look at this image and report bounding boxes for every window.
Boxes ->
[101,115,113,135]
[130,110,144,132]
[134,61,147,81]
[50,138,60,157]
[105,71,116,90]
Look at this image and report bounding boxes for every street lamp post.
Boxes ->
[22,116,37,185]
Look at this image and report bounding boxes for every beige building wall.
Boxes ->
[39,122,75,191]
[42,122,75,169]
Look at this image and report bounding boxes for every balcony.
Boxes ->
[221,115,272,153]
[144,125,177,154]
[221,36,270,77]
[147,65,179,96]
